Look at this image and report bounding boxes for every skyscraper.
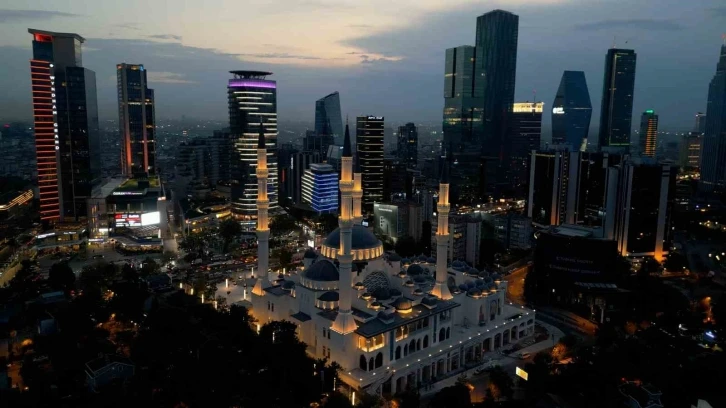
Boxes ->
[227,71,278,224]
[356,116,384,209]
[29,29,100,222]
[476,9,519,192]
[117,63,155,177]
[638,110,658,158]
[397,123,418,169]
[701,44,726,189]
[551,71,592,151]
[598,49,637,150]
[507,102,543,194]
[680,113,705,171]
[301,163,339,214]
[315,92,344,145]
[694,112,707,134]
[443,45,486,202]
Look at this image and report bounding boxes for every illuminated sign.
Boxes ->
[36,232,56,239]
[516,367,528,381]
[112,191,144,196]
[115,213,141,227]
[552,107,565,115]
[366,116,384,120]
[141,211,161,226]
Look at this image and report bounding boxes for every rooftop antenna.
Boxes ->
[612,36,616,48]
[533,89,537,104]
[722,33,726,45]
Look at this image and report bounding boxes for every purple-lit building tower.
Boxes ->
[227,71,278,225]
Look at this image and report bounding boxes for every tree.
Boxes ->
[663,252,686,273]
[316,213,339,235]
[393,387,420,408]
[270,215,297,237]
[488,366,514,401]
[429,384,471,408]
[323,391,353,408]
[218,218,242,252]
[273,248,293,269]
[48,262,75,290]
[161,250,176,267]
[140,257,161,277]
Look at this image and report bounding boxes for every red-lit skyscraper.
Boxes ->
[29,29,100,222]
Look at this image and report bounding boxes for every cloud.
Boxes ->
[237,52,322,60]
[574,19,683,31]
[114,22,140,30]
[348,24,372,28]
[146,71,196,84]
[148,34,183,41]
[359,54,402,64]
[0,9,79,22]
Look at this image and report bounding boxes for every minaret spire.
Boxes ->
[431,153,453,300]
[252,118,272,296]
[331,121,357,334]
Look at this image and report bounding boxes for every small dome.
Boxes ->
[475,280,486,288]
[354,282,365,289]
[413,288,424,296]
[390,289,402,297]
[387,253,402,262]
[398,271,407,278]
[466,280,476,289]
[402,258,411,265]
[484,276,493,283]
[467,288,482,297]
[478,271,490,278]
[407,264,424,276]
[458,284,468,291]
[404,280,415,287]
[413,275,426,283]
[278,273,285,279]
[417,254,428,262]
[421,297,437,306]
[427,257,436,263]
[318,291,339,302]
[303,260,339,282]
[392,297,413,312]
[452,260,464,268]
[491,273,501,280]
[282,280,295,290]
[304,248,318,259]
[361,292,373,300]
[371,301,383,308]
[372,287,391,301]
[468,267,479,274]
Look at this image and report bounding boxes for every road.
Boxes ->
[505,266,528,305]
[38,246,161,275]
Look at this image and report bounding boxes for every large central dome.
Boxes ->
[320,225,384,261]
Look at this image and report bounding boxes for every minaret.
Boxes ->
[331,123,357,334]
[352,153,363,224]
[252,119,272,296]
[430,154,453,300]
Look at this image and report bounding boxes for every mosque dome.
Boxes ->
[407,264,424,276]
[372,287,392,301]
[390,289,402,297]
[320,225,384,261]
[417,254,428,262]
[282,280,296,290]
[427,257,436,263]
[318,291,339,302]
[392,297,413,312]
[302,260,339,282]
[304,248,318,259]
[387,253,402,262]
[402,258,411,265]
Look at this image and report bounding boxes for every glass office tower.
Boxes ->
[551,71,592,151]
[117,63,156,177]
[29,29,100,222]
[701,44,726,190]
[227,71,278,224]
[356,116,385,210]
[397,122,418,169]
[598,48,637,150]
[315,91,344,145]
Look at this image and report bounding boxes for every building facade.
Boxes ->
[397,123,418,169]
[117,63,155,177]
[507,102,543,194]
[227,71,278,225]
[301,163,339,214]
[680,133,702,171]
[357,116,385,210]
[638,110,658,158]
[315,92,344,145]
[29,29,100,222]
[700,44,726,189]
[493,213,532,250]
[598,49,637,150]
[551,71,592,151]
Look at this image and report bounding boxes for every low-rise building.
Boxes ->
[85,355,135,392]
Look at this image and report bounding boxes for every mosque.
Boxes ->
[247,123,537,395]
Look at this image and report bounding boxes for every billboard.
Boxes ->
[374,203,400,242]
[115,213,141,227]
[142,211,161,226]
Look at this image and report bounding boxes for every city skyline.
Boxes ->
[0,2,724,130]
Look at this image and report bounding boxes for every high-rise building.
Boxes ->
[507,102,543,194]
[29,29,100,222]
[397,123,418,169]
[301,163,339,214]
[638,110,658,158]
[356,116,384,209]
[551,71,592,151]
[694,112,707,134]
[227,71,278,224]
[680,133,702,171]
[527,150,570,226]
[443,45,486,203]
[315,92,344,145]
[304,130,333,157]
[598,49,637,150]
[287,151,322,205]
[476,9,519,193]
[700,44,726,189]
[117,63,155,177]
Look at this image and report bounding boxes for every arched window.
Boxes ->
[479,305,485,324]
[404,344,408,356]
[417,338,421,351]
[395,346,401,360]
[359,355,367,371]
[369,357,374,371]
[439,328,445,342]
[375,352,383,368]
[409,339,416,353]
[423,335,429,348]
[446,327,451,339]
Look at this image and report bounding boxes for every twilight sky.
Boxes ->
[0,0,725,130]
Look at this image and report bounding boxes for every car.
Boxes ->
[93,254,104,259]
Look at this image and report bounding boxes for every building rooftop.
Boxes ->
[230,70,272,79]
[28,28,85,42]
[355,300,460,338]
[85,355,134,375]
